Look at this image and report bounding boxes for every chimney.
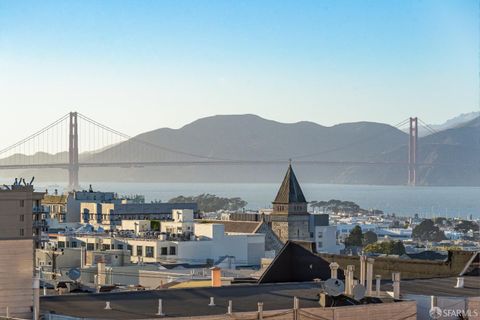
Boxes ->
[97,262,106,286]
[454,277,464,288]
[210,267,222,287]
[359,255,367,286]
[392,272,401,300]
[375,275,381,297]
[345,265,355,295]
[431,295,438,310]
[329,262,339,279]
[366,258,374,296]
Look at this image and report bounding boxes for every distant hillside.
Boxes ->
[347,116,480,186]
[409,112,480,137]
[2,114,479,186]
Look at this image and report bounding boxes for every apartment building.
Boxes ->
[53,222,265,266]
[0,181,46,319]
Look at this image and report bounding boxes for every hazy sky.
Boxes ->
[0,0,478,147]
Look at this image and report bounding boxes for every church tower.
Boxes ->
[270,164,311,243]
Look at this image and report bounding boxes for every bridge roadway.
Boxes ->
[0,160,467,170]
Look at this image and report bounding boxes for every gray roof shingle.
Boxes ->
[273,164,306,204]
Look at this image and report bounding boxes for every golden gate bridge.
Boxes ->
[0,112,452,190]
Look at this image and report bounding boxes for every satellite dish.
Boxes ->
[352,284,366,300]
[324,278,345,297]
[67,268,81,281]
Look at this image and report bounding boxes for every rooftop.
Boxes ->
[41,282,325,319]
[382,276,480,298]
[200,220,262,233]
[273,164,306,204]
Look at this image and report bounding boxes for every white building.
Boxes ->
[53,222,265,266]
[314,225,344,254]
[66,188,123,223]
[120,220,151,233]
[160,209,195,235]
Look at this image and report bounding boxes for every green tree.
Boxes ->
[168,194,247,212]
[412,219,446,242]
[454,220,479,234]
[150,220,160,231]
[123,194,145,203]
[364,241,406,255]
[362,231,378,246]
[345,225,363,247]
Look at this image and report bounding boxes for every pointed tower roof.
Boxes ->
[273,164,307,204]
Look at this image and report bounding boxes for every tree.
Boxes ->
[454,220,479,234]
[310,199,361,213]
[364,240,406,255]
[150,220,160,231]
[168,194,247,212]
[362,231,378,246]
[412,219,446,242]
[345,225,363,247]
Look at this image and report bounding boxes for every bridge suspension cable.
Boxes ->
[77,112,234,162]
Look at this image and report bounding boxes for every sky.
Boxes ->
[0,0,478,147]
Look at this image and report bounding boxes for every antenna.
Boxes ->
[324,278,345,297]
[352,284,366,300]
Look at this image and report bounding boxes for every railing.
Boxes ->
[33,205,50,213]
[33,219,47,227]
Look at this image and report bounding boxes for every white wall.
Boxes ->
[315,225,343,254]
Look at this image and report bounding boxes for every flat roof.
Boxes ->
[41,282,326,319]
[381,276,480,298]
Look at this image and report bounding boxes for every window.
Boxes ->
[117,244,124,250]
[161,247,168,255]
[146,246,154,258]
[19,228,24,236]
[318,232,323,238]
[19,200,24,207]
[169,246,176,255]
[58,241,65,248]
[318,241,323,248]
[136,246,143,257]
[71,241,77,248]
[87,243,94,251]
[102,244,111,251]
[19,214,24,222]
[127,245,133,254]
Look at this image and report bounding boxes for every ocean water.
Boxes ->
[33,181,480,219]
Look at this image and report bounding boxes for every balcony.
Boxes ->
[33,219,47,228]
[33,205,50,213]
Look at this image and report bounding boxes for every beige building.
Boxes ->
[0,182,45,319]
[42,192,67,222]
[80,202,115,229]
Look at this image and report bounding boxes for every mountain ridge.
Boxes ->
[2,114,478,186]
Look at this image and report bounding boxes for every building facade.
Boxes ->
[0,182,46,319]
[53,222,265,266]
